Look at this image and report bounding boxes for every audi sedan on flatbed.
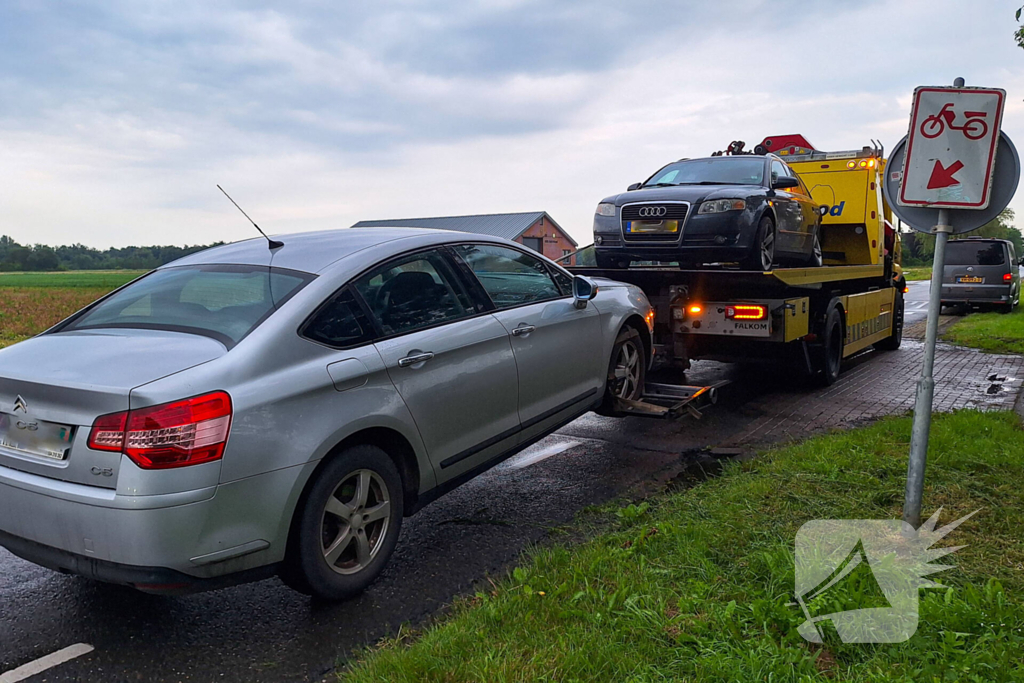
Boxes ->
[593,154,824,271]
[0,228,653,600]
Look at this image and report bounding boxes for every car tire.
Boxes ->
[595,251,628,269]
[282,445,404,601]
[875,288,904,351]
[742,215,776,271]
[597,326,646,414]
[814,306,844,386]
[806,228,823,267]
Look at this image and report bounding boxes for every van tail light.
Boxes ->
[88,392,232,470]
[1004,273,1013,282]
[725,304,767,320]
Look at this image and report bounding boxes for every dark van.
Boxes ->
[940,238,1021,313]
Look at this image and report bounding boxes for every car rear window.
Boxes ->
[946,242,1007,267]
[645,158,765,187]
[58,265,313,346]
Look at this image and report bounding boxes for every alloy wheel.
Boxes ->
[760,226,775,271]
[320,469,391,575]
[613,339,642,399]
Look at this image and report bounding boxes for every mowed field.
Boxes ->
[0,271,145,348]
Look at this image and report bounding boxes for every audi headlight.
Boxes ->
[596,202,616,217]
[697,199,746,214]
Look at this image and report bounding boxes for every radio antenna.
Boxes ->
[217,185,284,250]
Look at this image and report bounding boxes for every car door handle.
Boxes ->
[398,352,434,367]
[511,325,536,337]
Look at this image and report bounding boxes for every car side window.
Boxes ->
[452,244,563,309]
[302,288,375,348]
[353,250,471,336]
[770,160,787,185]
[548,265,574,296]
[783,163,809,196]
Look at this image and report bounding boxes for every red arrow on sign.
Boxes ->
[926,159,964,189]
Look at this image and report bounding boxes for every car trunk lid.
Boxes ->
[0,329,225,489]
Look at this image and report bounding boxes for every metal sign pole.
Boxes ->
[903,215,951,531]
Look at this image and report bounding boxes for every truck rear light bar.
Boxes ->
[725,304,767,320]
[88,391,233,470]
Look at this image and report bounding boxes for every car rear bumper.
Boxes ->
[941,283,1013,304]
[0,527,278,593]
[0,461,311,588]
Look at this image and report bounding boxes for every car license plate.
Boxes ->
[625,219,680,234]
[956,276,984,284]
[0,412,75,461]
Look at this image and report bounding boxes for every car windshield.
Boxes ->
[946,242,1007,266]
[644,158,765,187]
[58,265,314,346]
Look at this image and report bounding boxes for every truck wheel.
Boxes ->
[815,306,844,386]
[598,326,646,414]
[282,445,404,601]
[743,216,776,271]
[875,289,904,351]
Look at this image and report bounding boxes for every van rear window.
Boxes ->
[946,242,1006,267]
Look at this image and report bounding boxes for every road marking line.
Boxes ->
[508,440,581,469]
[0,644,94,683]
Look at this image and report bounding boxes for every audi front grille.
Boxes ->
[620,203,689,243]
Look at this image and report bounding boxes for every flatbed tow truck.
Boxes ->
[572,135,907,415]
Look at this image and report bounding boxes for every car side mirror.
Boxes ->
[573,275,599,309]
[627,182,642,191]
[771,176,799,190]
[818,205,829,217]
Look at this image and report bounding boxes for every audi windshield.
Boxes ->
[644,157,765,187]
[55,264,314,347]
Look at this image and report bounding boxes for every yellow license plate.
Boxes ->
[956,276,983,284]
[626,220,679,234]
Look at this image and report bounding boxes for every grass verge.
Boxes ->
[342,411,1024,682]
[901,266,932,281]
[0,270,147,288]
[943,304,1024,355]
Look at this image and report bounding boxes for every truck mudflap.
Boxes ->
[614,381,728,420]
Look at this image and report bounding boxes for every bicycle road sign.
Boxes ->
[898,86,1005,210]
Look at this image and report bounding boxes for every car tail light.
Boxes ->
[725,304,767,320]
[88,392,232,470]
[1004,273,1013,282]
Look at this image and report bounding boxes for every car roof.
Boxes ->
[165,227,508,274]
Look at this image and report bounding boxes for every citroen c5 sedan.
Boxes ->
[0,228,653,600]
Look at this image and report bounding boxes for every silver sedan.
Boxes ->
[0,228,653,599]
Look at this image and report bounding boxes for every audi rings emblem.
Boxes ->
[638,206,668,218]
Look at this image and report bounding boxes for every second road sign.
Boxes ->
[897,86,1005,210]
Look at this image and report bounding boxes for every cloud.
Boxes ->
[0,0,1021,248]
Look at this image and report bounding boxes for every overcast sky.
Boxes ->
[2,0,1023,249]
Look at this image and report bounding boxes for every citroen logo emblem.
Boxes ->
[13,396,27,413]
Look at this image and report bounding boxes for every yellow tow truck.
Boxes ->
[571,134,908,385]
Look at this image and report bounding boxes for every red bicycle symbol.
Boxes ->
[920,103,988,140]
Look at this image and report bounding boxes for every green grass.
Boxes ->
[944,304,1024,354]
[341,411,1024,682]
[0,270,147,288]
[901,266,932,281]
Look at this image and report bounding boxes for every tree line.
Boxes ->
[900,209,1022,266]
[0,236,224,271]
